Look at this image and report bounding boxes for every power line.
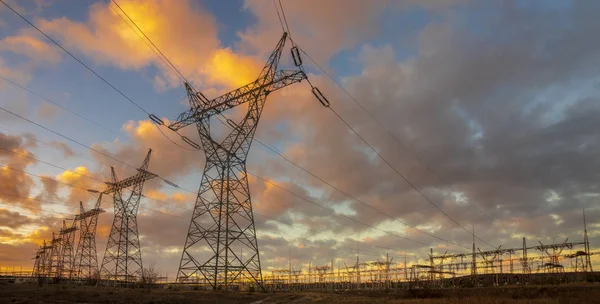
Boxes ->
[0,0,150,116]
[1,111,462,251]
[0,106,136,170]
[5,162,418,256]
[105,3,472,251]
[3,120,465,252]
[111,0,189,85]
[272,0,286,33]
[328,105,495,248]
[271,1,494,247]
[0,147,187,213]
[251,139,469,249]
[2,0,474,251]
[296,46,496,222]
[278,0,292,39]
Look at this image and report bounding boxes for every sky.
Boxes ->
[1,0,600,278]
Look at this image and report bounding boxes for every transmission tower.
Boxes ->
[33,240,53,278]
[58,219,78,279]
[74,195,105,280]
[47,232,63,278]
[165,32,321,289]
[100,149,157,284]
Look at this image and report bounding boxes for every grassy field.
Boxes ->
[1,283,600,303]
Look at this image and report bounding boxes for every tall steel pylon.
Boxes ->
[99,149,157,283]
[74,195,105,280]
[167,32,309,289]
[58,219,78,279]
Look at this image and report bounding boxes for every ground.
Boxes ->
[1,283,600,303]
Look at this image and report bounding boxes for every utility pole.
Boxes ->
[168,32,324,290]
[100,149,157,284]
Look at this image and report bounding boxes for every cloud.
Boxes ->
[56,166,98,203]
[0,30,61,64]
[0,208,34,229]
[34,0,262,91]
[239,0,393,65]
[0,132,39,211]
[47,141,76,157]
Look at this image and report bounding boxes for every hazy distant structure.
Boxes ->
[74,195,105,280]
[99,149,157,284]
[165,32,325,289]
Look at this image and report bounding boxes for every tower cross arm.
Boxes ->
[168,69,306,131]
[102,169,158,194]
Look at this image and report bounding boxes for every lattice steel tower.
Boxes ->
[100,149,157,283]
[167,33,311,289]
[58,219,78,279]
[74,195,105,280]
[47,232,62,278]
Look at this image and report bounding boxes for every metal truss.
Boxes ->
[100,149,157,284]
[74,195,105,280]
[172,32,308,289]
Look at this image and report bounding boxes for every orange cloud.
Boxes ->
[56,166,98,204]
[204,48,261,89]
[35,0,266,91]
[0,30,61,63]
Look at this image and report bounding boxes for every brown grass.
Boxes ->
[1,283,600,303]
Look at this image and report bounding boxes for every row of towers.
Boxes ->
[33,195,103,280]
[32,150,156,283]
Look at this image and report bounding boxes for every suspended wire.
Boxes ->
[0,163,183,219]
[1,108,468,253]
[0,147,187,214]
[0,77,192,192]
[0,0,188,150]
[0,74,116,139]
[251,139,468,249]
[271,1,494,247]
[272,0,286,33]
[111,0,189,85]
[0,0,150,115]
[0,106,137,170]
[0,0,474,261]
[1,0,473,252]
[2,112,462,251]
[112,1,471,251]
[328,105,494,248]
[0,167,401,258]
[278,0,293,40]
[248,172,469,252]
[296,47,496,223]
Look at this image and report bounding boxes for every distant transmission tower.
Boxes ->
[74,195,105,280]
[58,219,78,279]
[47,232,63,278]
[100,149,157,284]
[33,240,53,279]
[164,32,324,289]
